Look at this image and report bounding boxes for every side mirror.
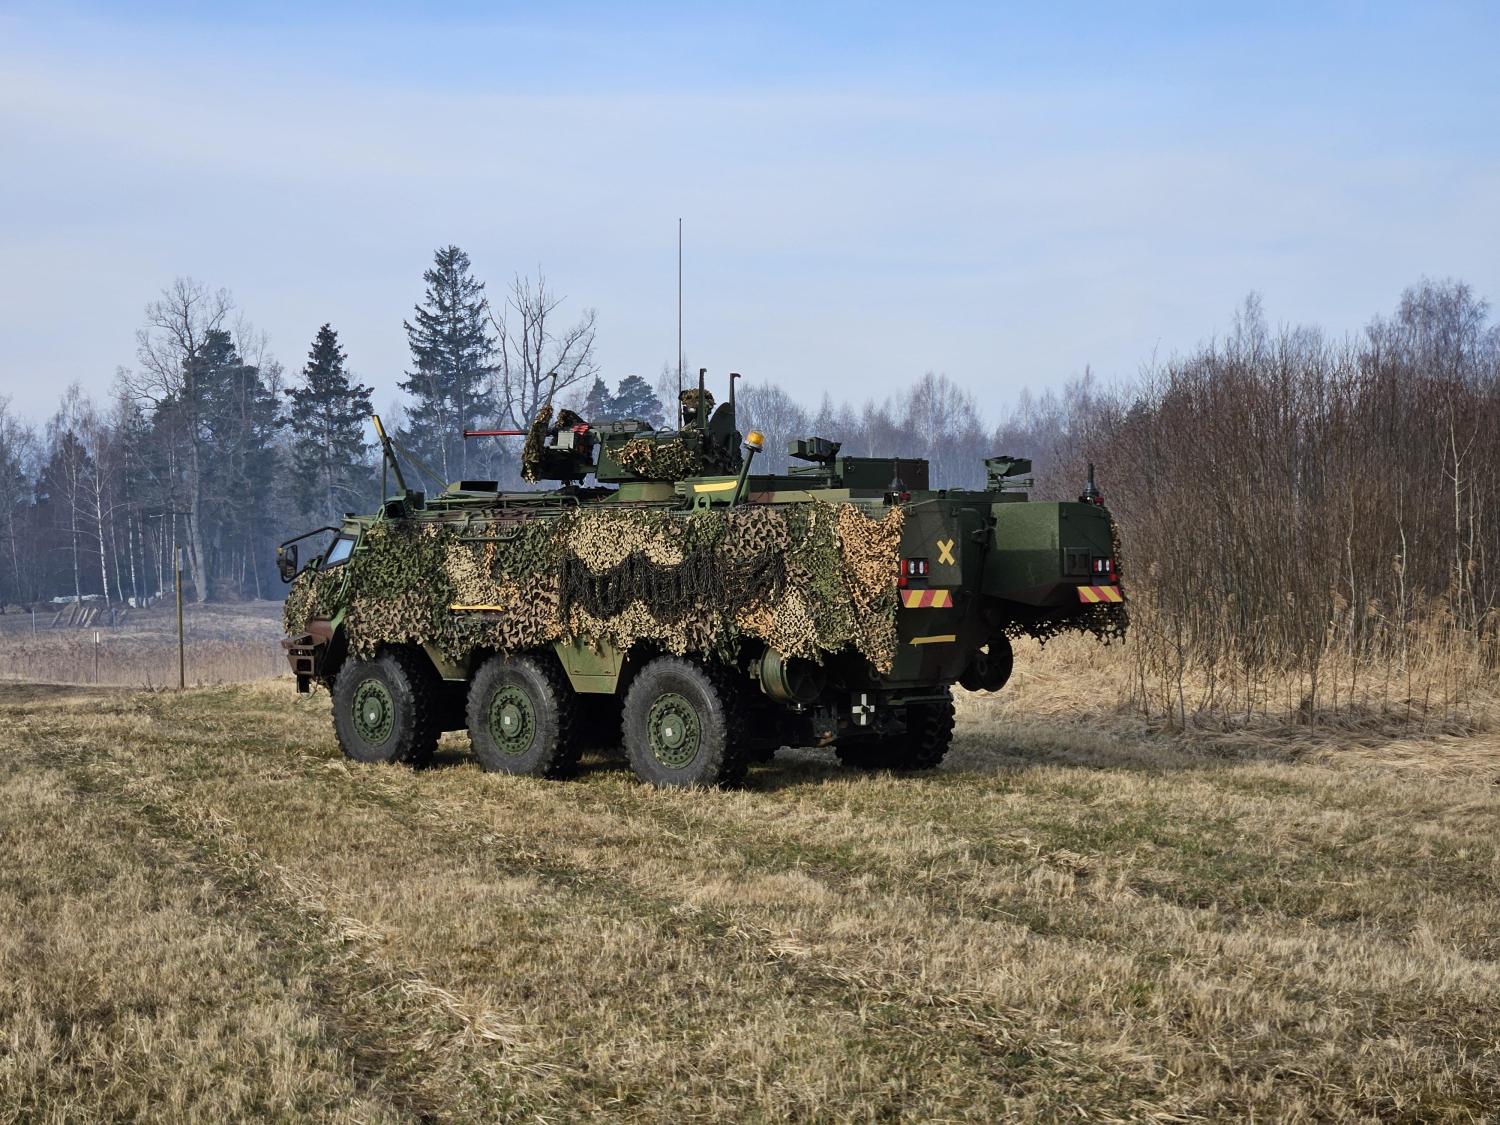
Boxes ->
[277,544,298,583]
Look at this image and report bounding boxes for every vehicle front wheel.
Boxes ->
[466,653,578,777]
[331,647,442,767]
[622,657,745,789]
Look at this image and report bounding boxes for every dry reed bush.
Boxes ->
[5,678,1500,1120]
[1007,607,1498,752]
[1009,284,1500,748]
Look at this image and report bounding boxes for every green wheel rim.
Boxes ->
[648,692,701,768]
[352,679,395,746]
[488,683,536,757]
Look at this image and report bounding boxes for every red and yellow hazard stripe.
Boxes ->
[1077,585,1124,604]
[901,588,953,609]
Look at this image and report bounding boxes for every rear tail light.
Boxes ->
[899,558,929,587]
[1092,557,1117,580]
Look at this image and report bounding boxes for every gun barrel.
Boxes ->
[371,414,409,498]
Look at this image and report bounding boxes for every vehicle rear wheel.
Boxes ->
[836,692,955,772]
[622,657,746,788]
[466,653,578,777]
[332,647,442,767]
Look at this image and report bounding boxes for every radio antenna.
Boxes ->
[676,218,683,430]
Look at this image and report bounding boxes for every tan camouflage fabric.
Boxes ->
[284,502,906,671]
[613,436,712,480]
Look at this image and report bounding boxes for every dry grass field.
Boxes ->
[0,602,286,688]
[2,639,1498,1122]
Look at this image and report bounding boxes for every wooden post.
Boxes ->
[176,547,185,690]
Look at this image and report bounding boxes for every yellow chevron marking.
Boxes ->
[1078,587,1100,603]
[692,480,739,493]
[1102,587,1123,602]
[909,633,957,645]
[936,537,956,565]
[932,589,952,607]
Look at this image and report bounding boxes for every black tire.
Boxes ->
[836,692,955,772]
[332,647,442,767]
[466,652,578,778]
[622,656,746,789]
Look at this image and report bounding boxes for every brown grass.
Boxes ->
[3,642,1499,1122]
[0,602,285,688]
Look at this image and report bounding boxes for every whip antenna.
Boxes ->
[677,217,683,429]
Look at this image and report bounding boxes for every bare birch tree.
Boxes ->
[491,272,599,430]
[125,278,234,603]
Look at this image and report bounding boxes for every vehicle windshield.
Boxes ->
[323,536,355,567]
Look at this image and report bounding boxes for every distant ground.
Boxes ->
[3,653,1497,1121]
[0,600,285,687]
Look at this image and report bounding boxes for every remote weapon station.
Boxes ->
[279,370,1126,788]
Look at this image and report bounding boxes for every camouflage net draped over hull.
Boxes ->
[284,503,905,671]
[1009,601,1129,647]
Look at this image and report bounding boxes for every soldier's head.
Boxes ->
[678,388,715,427]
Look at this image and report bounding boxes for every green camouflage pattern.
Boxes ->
[284,502,906,671]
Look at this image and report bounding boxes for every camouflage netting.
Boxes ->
[1009,601,1129,647]
[519,405,552,483]
[521,406,591,483]
[283,503,906,671]
[614,436,716,480]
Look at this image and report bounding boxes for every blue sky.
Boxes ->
[2,2,1497,424]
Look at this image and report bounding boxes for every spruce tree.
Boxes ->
[198,329,284,597]
[580,377,613,419]
[286,324,373,519]
[400,245,496,485]
[611,375,666,428]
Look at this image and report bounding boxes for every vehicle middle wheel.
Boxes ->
[331,646,442,767]
[466,652,578,777]
[621,656,746,789]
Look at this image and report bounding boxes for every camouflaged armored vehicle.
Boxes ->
[279,372,1126,788]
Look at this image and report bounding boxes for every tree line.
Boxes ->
[0,246,607,608]
[1,251,1496,715]
[992,282,1500,719]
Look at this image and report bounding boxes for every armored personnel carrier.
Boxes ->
[279,372,1125,788]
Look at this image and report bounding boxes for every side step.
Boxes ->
[281,635,319,691]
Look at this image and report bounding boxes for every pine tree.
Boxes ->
[198,329,284,598]
[611,375,666,428]
[400,245,496,485]
[580,377,613,419]
[37,426,95,603]
[286,324,373,519]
